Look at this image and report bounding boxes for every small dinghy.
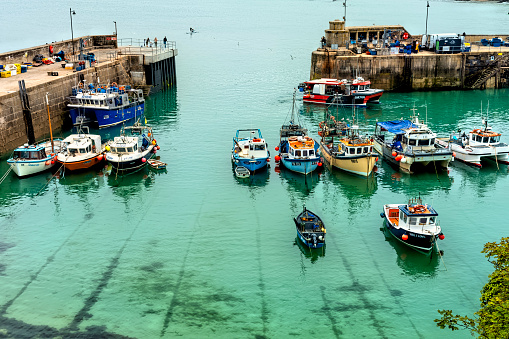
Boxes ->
[235,166,250,178]
[147,159,167,170]
[294,206,326,248]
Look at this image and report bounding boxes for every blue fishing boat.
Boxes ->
[232,129,270,172]
[294,206,326,249]
[380,196,445,253]
[68,82,144,128]
[276,91,321,175]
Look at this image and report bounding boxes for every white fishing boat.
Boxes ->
[436,118,509,168]
[7,140,62,177]
[374,109,453,173]
[57,126,105,171]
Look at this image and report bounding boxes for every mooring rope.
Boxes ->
[0,167,13,185]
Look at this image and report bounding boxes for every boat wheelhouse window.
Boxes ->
[303,150,308,157]
[29,151,40,159]
[290,148,294,155]
[475,135,482,142]
[127,147,133,152]
[364,147,368,153]
[430,137,435,144]
[69,148,77,154]
[399,211,403,219]
[356,148,362,154]
[403,215,408,223]
[418,139,430,146]
[134,144,137,151]
[117,147,126,153]
[295,150,301,157]
[429,217,436,224]
[348,147,355,154]
[309,149,314,156]
[419,218,427,225]
[490,136,499,143]
[409,217,417,225]
[255,144,265,151]
[409,139,416,146]
[482,137,488,143]
[80,148,86,154]
[369,146,373,152]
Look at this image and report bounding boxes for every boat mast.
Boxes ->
[45,93,54,153]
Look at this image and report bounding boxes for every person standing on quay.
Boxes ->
[146,37,150,47]
[154,37,158,48]
[163,36,167,48]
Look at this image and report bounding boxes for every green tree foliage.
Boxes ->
[435,237,509,338]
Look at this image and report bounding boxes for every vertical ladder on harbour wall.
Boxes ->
[18,80,35,145]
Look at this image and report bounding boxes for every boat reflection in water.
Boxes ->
[106,164,156,189]
[294,236,325,264]
[277,165,321,198]
[377,160,453,195]
[327,165,378,198]
[381,225,441,278]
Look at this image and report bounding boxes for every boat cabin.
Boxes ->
[469,129,501,145]
[11,144,48,160]
[337,139,373,156]
[300,78,372,96]
[109,137,139,153]
[376,119,436,152]
[68,88,143,110]
[386,203,439,233]
[288,136,315,157]
[62,135,101,156]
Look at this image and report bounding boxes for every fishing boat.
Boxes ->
[7,141,62,177]
[276,91,321,175]
[380,196,445,253]
[319,101,377,177]
[105,121,158,173]
[232,129,270,172]
[147,159,167,170]
[57,127,105,171]
[293,206,326,249]
[234,166,250,178]
[7,93,62,177]
[68,82,144,128]
[298,77,383,106]
[436,118,509,168]
[374,110,453,173]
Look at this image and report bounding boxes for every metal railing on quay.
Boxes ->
[118,38,176,50]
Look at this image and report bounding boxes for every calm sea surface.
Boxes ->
[1,0,509,338]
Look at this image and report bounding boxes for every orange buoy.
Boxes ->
[318,162,323,167]
[402,234,409,241]
[275,146,279,151]
[392,151,397,157]
[439,234,445,240]
[395,155,403,161]
[452,152,456,157]
[275,155,281,162]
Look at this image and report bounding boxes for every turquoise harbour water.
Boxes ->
[2,0,509,338]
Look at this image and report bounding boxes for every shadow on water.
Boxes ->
[276,165,321,198]
[144,87,179,128]
[106,165,156,191]
[377,160,453,194]
[380,224,441,279]
[452,160,508,197]
[294,236,325,264]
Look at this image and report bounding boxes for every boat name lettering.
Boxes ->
[292,162,302,166]
[351,159,358,163]
[409,233,426,238]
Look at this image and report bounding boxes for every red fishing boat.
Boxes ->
[298,77,383,106]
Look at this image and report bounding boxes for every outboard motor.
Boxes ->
[312,234,318,246]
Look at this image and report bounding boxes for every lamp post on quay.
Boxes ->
[70,8,76,59]
[113,21,118,48]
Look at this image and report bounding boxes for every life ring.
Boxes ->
[253,138,261,142]
[78,82,83,88]
[402,32,409,40]
[111,82,118,87]
[49,45,54,54]
[414,205,425,212]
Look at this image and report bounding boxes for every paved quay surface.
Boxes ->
[0,49,118,95]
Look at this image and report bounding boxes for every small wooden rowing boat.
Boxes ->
[147,159,167,170]
[235,166,250,178]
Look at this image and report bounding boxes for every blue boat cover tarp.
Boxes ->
[377,120,417,134]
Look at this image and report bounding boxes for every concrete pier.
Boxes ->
[311,20,509,91]
[0,35,177,156]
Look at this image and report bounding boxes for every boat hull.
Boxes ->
[280,157,319,175]
[303,90,383,106]
[320,142,377,176]
[383,216,437,252]
[374,138,452,173]
[7,158,57,177]
[58,154,104,171]
[106,146,155,173]
[436,139,509,168]
[232,156,268,172]
[296,229,325,249]
[70,102,144,128]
